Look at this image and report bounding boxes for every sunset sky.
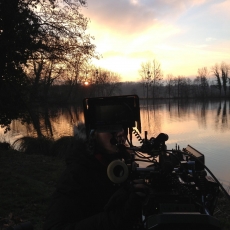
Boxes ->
[81,0,230,82]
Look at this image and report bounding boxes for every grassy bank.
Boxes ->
[0,147,230,230]
[0,149,65,230]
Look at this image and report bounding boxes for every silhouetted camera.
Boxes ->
[83,95,222,230]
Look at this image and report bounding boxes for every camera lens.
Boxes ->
[113,165,124,177]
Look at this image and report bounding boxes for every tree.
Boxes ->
[194,67,209,98]
[220,62,229,97]
[173,76,183,98]
[139,62,152,99]
[165,74,174,98]
[0,0,51,131]
[212,64,222,97]
[89,68,121,97]
[0,0,94,130]
[0,0,43,102]
[139,59,163,99]
[0,0,90,96]
[180,77,192,98]
[23,0,97,103]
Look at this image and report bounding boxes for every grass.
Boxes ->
[0,139,230,230]
[214,187,230,230]
[0,148,65,230]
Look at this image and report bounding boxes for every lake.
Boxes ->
[1,99,229,189]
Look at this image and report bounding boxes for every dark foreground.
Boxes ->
[0,149,229,230]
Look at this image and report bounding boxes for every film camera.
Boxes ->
[83,95,224,230]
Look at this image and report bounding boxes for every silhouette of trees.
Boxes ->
[139,62,152,99]
[0,0,46,104]
[194,67,209,98]
[180,77,192,98]
[0,0,98,131]
[220,62,229,97]
[139,59,163,99]
[24,1,96,103]
[0,0,93,102]
[88,68,122,97]
[0,0,56,131]
[165,74,174,98]
[137,58,230,99]
[173,76,184,98]
[211,63,230,98]
[212,64,222,97]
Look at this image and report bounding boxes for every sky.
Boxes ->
[81,0,230,82]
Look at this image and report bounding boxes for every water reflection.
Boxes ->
[0,105,85,143]
[215,100,228,132]
[140,100,229,133]
[0,99,229,187]
[1,99,229,142]
[140,102,163,136]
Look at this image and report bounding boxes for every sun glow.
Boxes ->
[82,0,230,82]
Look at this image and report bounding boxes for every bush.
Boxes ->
[13,137,54,156]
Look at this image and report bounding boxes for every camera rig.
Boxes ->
[83,95,228,230]
[111,131,224,230]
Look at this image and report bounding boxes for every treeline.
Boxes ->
[121,79,230,99]
[34,73,230,104]
[45,61,230,101]
[137,60,230,99]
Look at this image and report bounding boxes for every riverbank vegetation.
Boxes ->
[0,139,230,230]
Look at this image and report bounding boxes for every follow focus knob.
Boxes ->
[107,160,129,183]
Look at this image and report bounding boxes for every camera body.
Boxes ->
[83,95,221,230]
[131,142,220,229]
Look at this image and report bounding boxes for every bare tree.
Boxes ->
[194,67,209,98]
[139,59,163,99]
[212,64,222,97]
[151,59,163,98]
[25,0,97,103]
[180,77,192,98]
[88,68,121,97]
[220,62,229,97]
[139,61,151,99]
[173,76,184,98]
[165,74,174,98]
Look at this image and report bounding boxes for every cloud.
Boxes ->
[81,0,230,82]
[82,0,208,35]
[82,0,155,34]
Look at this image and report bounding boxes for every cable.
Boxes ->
[132,128,143,144]
[135,151,152,159]
[135,159,156,163]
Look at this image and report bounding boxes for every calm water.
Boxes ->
[1,99,230,188]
